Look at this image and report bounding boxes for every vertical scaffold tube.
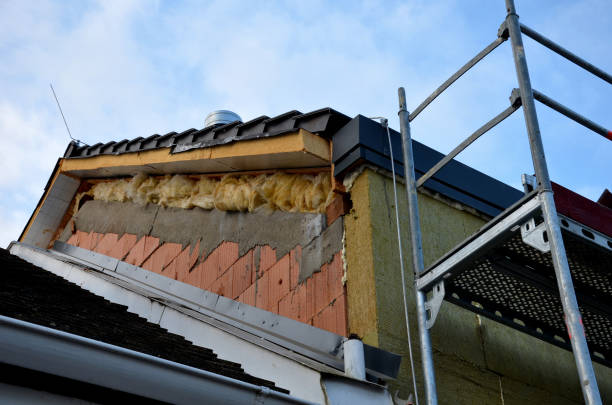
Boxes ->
[398,87,438,405]
[505,1,602,404]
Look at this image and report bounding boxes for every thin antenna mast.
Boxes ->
[50,83,85,145]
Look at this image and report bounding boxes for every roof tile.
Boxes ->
[64,108,350,158]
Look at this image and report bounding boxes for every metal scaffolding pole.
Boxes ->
[398,87,438,405]
[531,89,612,142]
[505,1,602,404]
[519,24,612,85]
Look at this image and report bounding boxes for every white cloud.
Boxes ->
[0,103,64,187]
[0,0,609,245]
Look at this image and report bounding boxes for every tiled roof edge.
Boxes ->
[64,108,350,159]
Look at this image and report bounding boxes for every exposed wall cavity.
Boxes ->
[63,200,342,277]
[77,172,333,214]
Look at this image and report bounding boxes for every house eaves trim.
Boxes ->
[59,129,331,178]
[10,241,401,382]
[0,315,314,405]
[18,129,332,246]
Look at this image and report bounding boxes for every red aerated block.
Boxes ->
[217,241,239,277]
[334,293,348,337]
[314,267,329,315]
[327,252,344,301]
[125,236,160,267]
[268,254,290,312]
[289,246,302,290]
[296,283,308,323]
[313,304,336,334]
[93,233,119,256]
[210,267,233,298]
[255,270,270,311]
[79,231,103,251]
[142,242,182,274]
[259,245,277,273]
[199,250,218,290]
[231,250,254,299]
[66,231,81,247]
[239,283,256,307]
[188,240,201,270]
[108,233,138,261]
[75,231,90,249]
[279,290,299,321]
[166,246,192,282]
[72,230,90,247]
[186,259,202,289]
[305,277,315,323]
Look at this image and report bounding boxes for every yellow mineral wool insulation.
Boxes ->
[79,172,334,214]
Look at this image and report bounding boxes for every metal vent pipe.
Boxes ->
[205,110,242,127]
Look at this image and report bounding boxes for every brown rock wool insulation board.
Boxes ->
[63,200,344,278]
[77,172,334,214]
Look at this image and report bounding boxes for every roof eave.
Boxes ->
[0,315,313,405]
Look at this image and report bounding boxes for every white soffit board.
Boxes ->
[22,174,80,249]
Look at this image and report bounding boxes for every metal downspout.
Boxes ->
[504,1,602,403]
[398,87,438,405]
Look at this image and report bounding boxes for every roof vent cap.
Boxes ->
[205,110,242,127]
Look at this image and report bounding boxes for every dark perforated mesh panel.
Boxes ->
[444,231,612,368]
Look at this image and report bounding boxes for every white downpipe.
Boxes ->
[343,338,366,380]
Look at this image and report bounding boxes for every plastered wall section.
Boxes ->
[344,168,611,405]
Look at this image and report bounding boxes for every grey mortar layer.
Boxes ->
[299,218,343,281]
[66,200,343,278]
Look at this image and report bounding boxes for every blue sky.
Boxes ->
[1,0,610,247]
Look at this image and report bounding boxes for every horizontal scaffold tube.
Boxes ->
[531,89,612,142]
[520,23,612,85]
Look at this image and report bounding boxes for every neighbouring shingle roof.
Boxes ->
[64,107,350,158]
[0,248,287,394]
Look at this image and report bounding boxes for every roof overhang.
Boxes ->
[0,315,313,405]
[62,129,330,178]
[19,129,331,248]
[9,242,402,383]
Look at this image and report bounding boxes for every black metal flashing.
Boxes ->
[332,115,523,217]
[66,108,350,159]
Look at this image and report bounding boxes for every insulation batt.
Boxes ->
[81,172,334,214]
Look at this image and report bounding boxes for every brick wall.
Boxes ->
[65,230,347,336]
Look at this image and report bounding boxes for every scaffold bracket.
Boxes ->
[520,217,551,253]
[425,281,445,329]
